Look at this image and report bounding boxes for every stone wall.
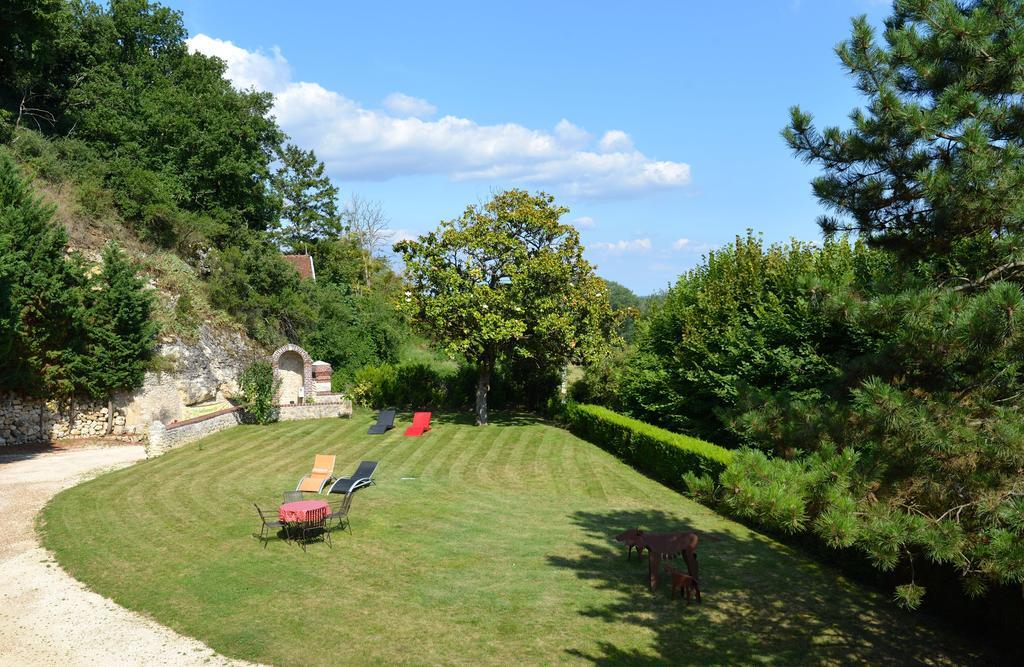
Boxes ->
[0,393,140,446]
[277,400,352,422]
[146,407,244,457]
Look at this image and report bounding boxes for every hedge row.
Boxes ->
[564,403,733,487]
[348,361,561,412]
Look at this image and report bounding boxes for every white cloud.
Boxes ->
[570,216,595,228]
[186,34,291,92]
[672,238,690,250]
[187,34,691,199]
[382,92,437,119]
[592,238,652,253]
[384,228,419,244]
[598,130,634,153]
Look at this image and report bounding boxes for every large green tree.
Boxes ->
[80,242,156,432]
[271,144,341,254]
[785,0,1024,281]
[395,189,616,425]
[0,150,85,397]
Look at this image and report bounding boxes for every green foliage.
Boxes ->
[0,153,153,401]
[270,144,342,254]
[564,403,733,490]
[238,360,277,425]
[78,241,156,400]
[0,149,86,397]
[205,238,310,346]
[567,345,631,410]
[348,359,559,413]
[617,232,890,444]
[300,281,408,384]
[395,189,617,424]
[784,0,1024,280]
[602,279,642,343]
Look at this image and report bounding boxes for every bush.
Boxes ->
[347,359,560,413]
[349,363,399,408]
[239,361,278,424]
[564,403,733,488]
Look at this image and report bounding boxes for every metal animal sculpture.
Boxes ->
[664,564,701,604]
[614,527,646,560]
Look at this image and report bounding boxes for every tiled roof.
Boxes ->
[282,254,316,280]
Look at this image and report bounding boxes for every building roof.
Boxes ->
[282,254,316,281]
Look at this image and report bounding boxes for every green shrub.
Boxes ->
[239,361,278,424]
[349,363,399,408]
[347,360,560,412]
[564,403,733,487]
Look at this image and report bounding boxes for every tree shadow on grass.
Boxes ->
[548,509,995,666]
[439,411,547,428]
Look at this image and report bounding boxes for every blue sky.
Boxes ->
[165,0,891,295]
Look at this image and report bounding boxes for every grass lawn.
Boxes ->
[41,412,989,665]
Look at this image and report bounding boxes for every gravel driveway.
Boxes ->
[0,445,254,666]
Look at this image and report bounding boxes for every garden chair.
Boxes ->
[295,454,336,493]
[368,408,397,435]
[327,492,355,533]
[404,411,432,436]
[327,460,378,495]
[282,490,304,504]
[298,506,330,552]
[253,503,289,547]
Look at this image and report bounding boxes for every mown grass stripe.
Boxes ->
[38,414,989,667]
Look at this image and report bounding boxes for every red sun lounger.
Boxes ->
[404,411,432,436]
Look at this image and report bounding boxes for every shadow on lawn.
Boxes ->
[442,411,546,428]
[548,509,989,666]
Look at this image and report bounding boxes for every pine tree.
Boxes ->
[81,241,156,432]
[784,0,1024,282]
[271,144,341,255]
[0,150,85,397]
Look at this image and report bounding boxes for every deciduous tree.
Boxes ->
[395,189,616,425]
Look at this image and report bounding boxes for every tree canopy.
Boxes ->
[785,0,1024,280]
[395,189,617,424]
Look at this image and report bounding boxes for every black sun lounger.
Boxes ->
[368,408,396,435]
[327,460,378,495]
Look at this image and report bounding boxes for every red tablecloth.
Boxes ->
[278,500,329,523]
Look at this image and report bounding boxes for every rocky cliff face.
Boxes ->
[0,323,263,447]
[120,324,264,429]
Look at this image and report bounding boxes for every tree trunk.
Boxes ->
[106,397,113,436]
[475,357,493,426]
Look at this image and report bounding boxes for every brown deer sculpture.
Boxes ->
[614,527,647,561]
[664,564,701,604]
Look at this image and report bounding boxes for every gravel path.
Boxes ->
[0,446,255,666]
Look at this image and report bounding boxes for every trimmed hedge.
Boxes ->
[564,403,733,487]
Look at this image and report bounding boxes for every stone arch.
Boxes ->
[270,344,314,405]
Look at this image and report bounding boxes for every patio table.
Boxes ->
[279,499,329,523]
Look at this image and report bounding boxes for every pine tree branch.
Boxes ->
[953,260,1024,291]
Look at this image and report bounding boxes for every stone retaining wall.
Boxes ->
[276,400,352,422]
[146,407,244,457]
[0,393,141,446]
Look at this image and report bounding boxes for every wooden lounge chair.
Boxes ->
[368,408,396,435]
[404,411,432,436]
[295,454,336,493]
[327,460,378,495]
